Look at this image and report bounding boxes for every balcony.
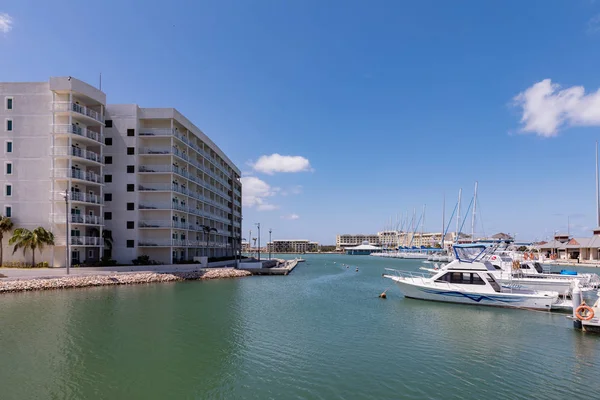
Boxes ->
[71,236,102,246]
[54,169,103,184]
[138,220,173,228]
[53,146,102,164]
[70,191,101,204]
[52,124,103,144]
[52,102,104,123]
[70,214,102,225]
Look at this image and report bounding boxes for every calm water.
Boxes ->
[1,254,599,399]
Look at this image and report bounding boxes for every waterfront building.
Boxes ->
[345,242,382,255]
[0,77,106,267]
[336,234,380,250]
[0,77,241,267]
[104,105,242,264]
[267,240,319,253]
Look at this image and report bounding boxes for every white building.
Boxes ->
[0,77,242,267]
[267,240,319,253]
[336,234,380,250]
[0,77,106,267]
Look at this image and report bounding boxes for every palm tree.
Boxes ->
[9,227,55,267]
[0,216,14,266]
[90,228,113,252]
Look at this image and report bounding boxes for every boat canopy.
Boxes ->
[453,244,488,263]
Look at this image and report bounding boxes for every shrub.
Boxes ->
[132,255,161,265]
[35,261,50,268]
[99,256,118,266]
[2,261,33,268]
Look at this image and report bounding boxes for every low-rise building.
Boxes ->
[267,240,319,253]
[336,234,380,250]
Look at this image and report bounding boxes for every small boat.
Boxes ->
[384,245,567,311]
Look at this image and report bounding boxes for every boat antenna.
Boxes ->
[441,193,445,249]
[471,181,478,242]
[455,188,462,243]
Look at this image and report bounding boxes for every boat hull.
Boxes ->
[388,277,555,310]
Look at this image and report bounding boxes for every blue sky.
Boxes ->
[2,1,600,244]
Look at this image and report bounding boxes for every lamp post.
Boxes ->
[63,189,70,275]
[269,228,272,260]
[255,223,261,261]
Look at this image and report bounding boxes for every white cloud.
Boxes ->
[240,176,278,211]
[252,154,313,175]
[280,185,303,196]
[0,13,13,34]
[281,214,300,220]
[513,79,600,137]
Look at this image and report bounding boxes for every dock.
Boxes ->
[238,258,300,275]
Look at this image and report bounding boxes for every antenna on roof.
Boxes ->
[99,73,102,91]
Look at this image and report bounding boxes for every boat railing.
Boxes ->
[383,268,465,290]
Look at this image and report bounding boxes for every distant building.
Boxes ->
[336,234,379,250]
[345,242,382,255]
[267,240,319,253]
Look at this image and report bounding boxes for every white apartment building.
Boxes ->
[267,240,319,253]
[0,77,241,267]
[104,105,242,264]
[0,77,106,267]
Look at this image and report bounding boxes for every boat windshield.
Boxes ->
[533,262,543,273]
[453,246,487,262]
[486,273,502,292]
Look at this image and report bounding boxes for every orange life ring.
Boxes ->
[575,304,595,321]
[524,253,529,260]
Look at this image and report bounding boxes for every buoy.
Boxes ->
[355,267,359,272]
[379,292,387,299]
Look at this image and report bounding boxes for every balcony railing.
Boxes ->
[69,191,101,204]
[54,169,102,184]
[70,214,102,225]
[71,236,102,246]
[53,146,101,163]
[137,239,228,248]
[52,102,104,123]
[52,124,103,144]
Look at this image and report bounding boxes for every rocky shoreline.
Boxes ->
[0,268,251,294]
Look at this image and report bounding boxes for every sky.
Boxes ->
[2,1,600,244]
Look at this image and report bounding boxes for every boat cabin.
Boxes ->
[434,270,502,292]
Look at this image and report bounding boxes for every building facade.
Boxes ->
[104,105,242,264]
[336,234,380,250]
[0,77,106,267]
[267,240,319,253]
[0,77,241,267]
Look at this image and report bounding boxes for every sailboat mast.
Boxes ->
[596,141,600,226]
[442,193,445,249]
[456,188,462,243]
[471,181,478,242]
[422,204,426,237]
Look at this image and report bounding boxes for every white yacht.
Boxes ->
[384,245,566,311]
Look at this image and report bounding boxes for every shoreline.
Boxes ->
[0,268,251,294]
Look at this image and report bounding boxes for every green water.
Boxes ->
[1,254,599,399]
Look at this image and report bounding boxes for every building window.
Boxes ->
[5,184,12,196]
[127,221,134,229]
[88,250,94,258]
[127,202,135,211]
[104,193,112,201]
[104,212,112,220]
[126,240,134,248]
[105,156,113,164]
[127,147,135,155]
[105,120,113,128]
[126,184,134,192]
[6,98,13,110]
[6,119,12,131]
[5,163,12,175]
[5,206,11,217]
[105,137,112,146]
[126,165,134,173]
[104,174,112,183]
[127,128,135,136]
[5,141,12,153]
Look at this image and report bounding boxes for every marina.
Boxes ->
[1,253,599,399]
